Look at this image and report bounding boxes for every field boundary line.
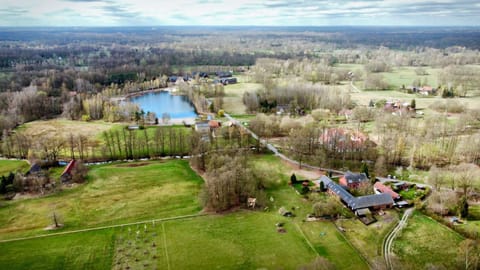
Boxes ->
[162,223,171,270]
[0,213,206,243]
[294,223,318,256]
[333,221,372,269]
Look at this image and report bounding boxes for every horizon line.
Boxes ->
[0,25,480,28]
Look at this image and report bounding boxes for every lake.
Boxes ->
[130,91,197,121]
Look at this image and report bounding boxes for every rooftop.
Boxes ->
[320,176,394,210]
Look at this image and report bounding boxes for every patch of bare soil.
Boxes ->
[281,159,323,180]
[44,224,64,231]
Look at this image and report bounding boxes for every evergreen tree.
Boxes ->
[360,162,370,178]
[459,196,469,218]
[290,173,297,184]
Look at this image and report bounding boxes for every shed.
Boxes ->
[194,122,210,134]
[355,208,371,217]
[279,207,293,217]
[61,160,76,183]
[395,201,410,208]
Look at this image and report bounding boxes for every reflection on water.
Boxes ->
[130,91,197,119]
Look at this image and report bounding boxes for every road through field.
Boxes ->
[383,208,414,270]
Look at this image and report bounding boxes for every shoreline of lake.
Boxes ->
[128,89,198,123]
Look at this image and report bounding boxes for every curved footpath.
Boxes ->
[383,208,414,270]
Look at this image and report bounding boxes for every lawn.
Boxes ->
[0,154,369,270]
[0,160,29,177]
[335,210,399,268]
[456,204,480,238]
[18,119,119,140]
[0,229,115,270]
[393,211,464,269]
[0,159,204,240]
[162,212,318,269]
[379,66,440,89]
[0,210,368,270]
[223,82,263,114]
[350,89,437,110]
[300,221,368,269]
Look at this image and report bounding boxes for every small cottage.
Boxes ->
[60,160,76,183]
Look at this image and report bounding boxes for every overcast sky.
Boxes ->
[0,0,479,27]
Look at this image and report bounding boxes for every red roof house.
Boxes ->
[374,182,400,200]
[61,160,76,183]
[208,120,221,129]
[320,128,368,153]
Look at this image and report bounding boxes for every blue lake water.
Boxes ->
[130,91,197,119]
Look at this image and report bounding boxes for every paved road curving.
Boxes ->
[224,113,345,175]
[383,208,414,270]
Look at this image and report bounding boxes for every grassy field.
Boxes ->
[0,160,203,239]
[0,155,369,269]
[393,211,463,269]
[379,66,440,89]
[456,204,480,237]
[223,82,263,114]
[1,229,115,270]
[0,211,367,270]
[18,119,120,140]
[300,221,369,269]
[335,210,399,268]
[0,160,30,177]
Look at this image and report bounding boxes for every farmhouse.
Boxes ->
[208,120,221,137]
[339,171,369,189]
[319,176,394,216]
[320,128,369,153]
[374,181,400,200]
[208,120,221,129]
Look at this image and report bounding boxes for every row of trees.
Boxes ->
[243,82,352,114]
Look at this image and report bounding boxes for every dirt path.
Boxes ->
[383,208,414,269]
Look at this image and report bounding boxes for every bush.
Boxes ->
[301,185,310,195]
[429,100,466,113]
[81,114,91,122]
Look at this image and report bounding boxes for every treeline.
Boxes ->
[243,81,352,114]
[0,77,170,131]
[1,122,257,163]
[3,28,479,95]
[1,126,192,162]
